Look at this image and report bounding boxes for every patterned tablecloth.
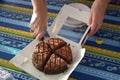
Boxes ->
[0,0,120,80]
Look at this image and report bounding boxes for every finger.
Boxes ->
[29,24,35,32]
[32,27,40,38]
[36,31,45,41]
[88,23,97,36]
[88,12,94,36]
[88,12,98,36]
[88,24,98,36]
[89,21,97,36]
[32,24,37,31]
[32,32,37,39]
[29,19,38,32]
[94,23,102,34]
[88,13,92,25]
[94,26,99,35]
[29,22,34,32]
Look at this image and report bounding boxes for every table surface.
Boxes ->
[0,0,120,80]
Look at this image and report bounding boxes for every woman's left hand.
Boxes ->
[88,0,110,36]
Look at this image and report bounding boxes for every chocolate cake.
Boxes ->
[32,38,72,74]
[55,45,72,64]
[44,54,68,74]
[46,38,67,51]
[32,42,51,71]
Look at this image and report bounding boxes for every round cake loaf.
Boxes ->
[32,38,72,74]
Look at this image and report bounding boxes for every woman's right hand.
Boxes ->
[30,0,48,40]
[29,11,47,40]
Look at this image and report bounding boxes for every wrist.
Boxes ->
[33,7,48,18]
[33,6,47,15]
[103,0,111,4]
[33,10,48,24]
[93,0,110,9]
[31,0,47,15]
[96,0,110,4]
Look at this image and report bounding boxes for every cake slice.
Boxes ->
[55,45,72,64]
[44,54,68,74]
[32,42,51,71]
[46,38,67,51]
